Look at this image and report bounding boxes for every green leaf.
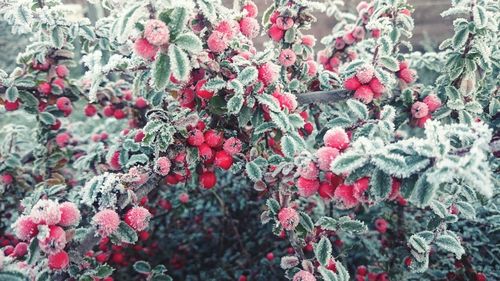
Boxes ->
[166,7,188,38]
[346,99,368,120]
[6,86,18,102]
[174,33,203,53]
[238,66,258,85]
[246,161,262,182]
[379,56,399,71]
[299,212,314,232]
[284,28,296,44]
[453,26,469,49]
[95,265,114,278]
[370,169,392,200]
[39,112,56,125]
[270,111,290,132]
[314,236,332,266]
[336,216,367,234]
[51,26,64,48]
[256,94,280,112]
[408,234,430,254]
[473,6,487,29]
[227,94,244,114]
[434,233,465,259]
[371,153,406,176]
[169,45,190,81]
[0,270,28,281]
[330,153,367,174]
[316,216,337,230]
[410,174,436,207]
[113,221,138,244]
[27,238,40,265]
[266,198,280,214]
[281,135,296,158]
[203,78,226,91]
[455,201,476,219]
[133,261,151,274]
[152,52,171,90]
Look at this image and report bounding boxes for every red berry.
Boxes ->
[200,171,217,189]
[357,265,367,276]
[204,130,223,148]
[103,105,115,117]
[318,181,335,199]
[56,97,72,112]
[4,99,20,111]
[187,129,205,146]
[354,85,374,104]
[48,250,69,270]
[268,24,284,41]
[266,252,274,261]
[344,76,362,90]
[55,65,69,78]
[195,80,214,99]
[135,97,148,109]
[38,82,52,95]
[404,256,412,267]
[84,104,97,116]
[198,143,214,162]
[113,109,126,119]
[475,273,487,281]
[214,150,233,170]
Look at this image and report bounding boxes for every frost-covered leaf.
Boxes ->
[174,33,202,53]
[346,99,368,120]
[280,256,299,269]
[227,93,244,114]
[238,66,258,85]
[314,236,332,266]
[169,45,190,81]
[370,169,392,200]
[379,56,399,71]
[330,153,367,174]
[434,233,465,259]
[152,52,171,90]
[281,135,296,158]
[246,161,262,182]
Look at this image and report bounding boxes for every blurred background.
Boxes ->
[0,0,453,72]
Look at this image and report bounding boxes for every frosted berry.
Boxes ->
[266,252,274,261]
[38,82,52,95]
[354,85,374,104]
[58,202,81,227]
[14,216,38,241]
[297,176,319,197]
[39,225,67,254]
[103,105,115,117]
[278,49,297,67]
[323,127,349,150]
[334,184,358,209]
[187,129,205,146]
[357,265,367,276]
[278,207,299,230]
[92,209,120,237]
[293,270,316,281]
[155,157,171,176]
[55,65,69,78]
[135,97,148,109]
[375,218,388,233]
[216,20,239,39]
[352,26,366,39]
[276,17,294,30]
[134,38,158,60]
[30,199,61,225]
[423,94,442,112]
[301,34,316,47]
[56,97,72,112]
[343,32,356,45]
[297,161,319,180]
[240,17,260,38]
[113,109,126,119]
[204,130,223,148]
[179,193,189,204]
[411,101,429,119]
[316,147,339,171]
[404,256,412,267]
[198,143,214,162]
[2,173,13,185]
[369,77,385,96]
[4,99,20,111]
[12,242,28,258]
[268,24,284,41]
[258,62,279,85]
[48,250,69,270]
[84,104,97,116]
[124,206,151,231]
[242,1,258,17]
[200,171,217,189]
[475,273,487,281]
[344,76,361,91]
[398,68,417,84]
[353,177,370,203]
[144,19,170,46]
[109,151,121,170]
[207,31,229,53]
[306,60,317,76]
[223,137,242,155]
[318,181,336,199]
[214,150,233,170]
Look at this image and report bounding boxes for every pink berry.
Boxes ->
[240,17,260,38]
[357,265,367,276]
[214,150,233,170]
[195,80,214,99]
[48,250,69,270]
[56,97,72,111]
[113,109,126,119]
[12,242,28,258]
[398,68,416,83]
[323,127,349,150]
[204,130,223,148]
[30,199,61,225]
[369,77,385,97]
[199,143,214,162]
[278,49,297,67]
[353,177,370,203]
[258,62,279,85]
[179,192,189,204]
[266,252,274,261]
[92,209,120,237]
[352,26,366,39]
[4,99,20,111]
[411,101,429,119]
[293,270,316,281]
[58,202,81,227]
[134,130,145,142]
[333,184,358,209]
[316,147,340,171]
[124,206,151,231]
[84,104,97,116]
[14,216,39,241]
[301,35,316,47]
[335,37,346,49]
[318,181,336,199]
[55,65,69,78]
[187,129,205,147]
[354,85,374,104]
[103,105,115,117]
[268,24,284,41]
[343,32,356,45]
[207,31,229,53]
[200,171,217,189]
[276,17,294,30]
[134,38,158,60]
[423,94,442,112]
[135,97,148,109]
[278,207,299,230]
[144,19,170,46]
[297,176,320,197]
[216,20,240,39]
[155,157,171,176]
[38,82,52,95]
[2,173,13,185]
[375,218,388,233]
[55,133,70,148]
[344,76,362,91]
[356,67,375,84]
[223,137,242,155]
[242,1,258,18]
[39,225,67,254]
[297,161,319,180]
[306,60,318,76]
[109,151,121,170]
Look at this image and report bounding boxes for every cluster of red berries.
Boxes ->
[267,9,295,42]
[396,61,417,84]
[84,89,149,121]
[344,65,385,104]
[185,121,242,189]
[410,93,442,128]
[355,265,390,281]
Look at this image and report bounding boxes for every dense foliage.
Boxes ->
[0,0,498,280]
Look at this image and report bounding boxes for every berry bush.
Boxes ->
[0,0,499,280]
